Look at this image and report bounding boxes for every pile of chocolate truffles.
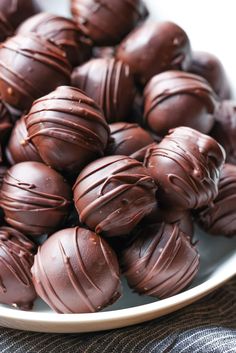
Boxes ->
[0,0,234,315]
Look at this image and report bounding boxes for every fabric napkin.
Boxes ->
[0,277,235,353]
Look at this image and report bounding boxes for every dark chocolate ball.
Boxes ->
[17,12,92,67]
[144,127,225,211]
[210,101,236,165]
[196,163,236,237]
[0,34,71,111]
[0,226,36,310]
[0,99,13,143]
[0,14,14,42]
[106,122,154,161]
[32,226,121,313]
[25,86,110,175]
[6,116,42,165]
[1,162,72,237]
[73,155,157,237]
[70,0,148,46]
[121,222,199,298]
[188,51,231,100]
[71,58,136,123]
[144,71,217,136]
[116,21,191,86]
[0,0,35,29]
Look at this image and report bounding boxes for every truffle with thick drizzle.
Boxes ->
[73,155,157,237]
[32,226,121,313]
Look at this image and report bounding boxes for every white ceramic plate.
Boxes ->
[0,0,235,333]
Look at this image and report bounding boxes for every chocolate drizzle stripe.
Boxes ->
[99,236,120,280]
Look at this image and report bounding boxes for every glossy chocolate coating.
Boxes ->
[32,226,121,313]
[0,14,14,42]
[122,222,199,298]
[73,155,157,237]
[17,12,92,67]
[25,86,110,175]
[0,34,71,111]
[196,164,236,237]
[71,0,148,46]
[1,162,72,237]
[107,122,154,161]
[211,101,236,165]
[93,46,115,59]
[71,58,136,123]
[0,0,35,29]
[144,71,217,136]
[144,127,226,211]
[0,226,36,310]
[188,51,231,100]
[116,21,191,86]
[6,116,42,165]
[0,100,13,143]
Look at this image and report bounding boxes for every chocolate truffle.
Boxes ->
[32,226,121,313]
[71,58,136,123]
[106,122,154,161]
[188,51,231,100]
[73,155,157,237]
[70,0,148,46]
[0,14,14,43]
[144,71,217,136]
[0,0,35,29]
[122,222,199,298]
[196,163,236,237]
[0,99,13,142]
[93,46,115,59]
[116,21,191,86]
[17,13,92,67]
[0,34,71,111]
[0,226,36,310]
[144,127,225,211]
[0,162,72,237]
[6,116,42,165]
[25,86,110,175]
[211,101,236,165]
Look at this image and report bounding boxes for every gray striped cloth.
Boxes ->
[0,277,236,353]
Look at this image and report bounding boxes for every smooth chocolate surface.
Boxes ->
[0,0,36,29]
[25,86,110,175]
[196,163,236,237]
[122,222,199,298]
[188,51,231,100]
[0,34,71,111]
[116,21,191,86]
[6,116,42,165]
[107,122,154,161]
[73,155,157,237]
[211,101,236,165]
[144,127,225,211]
[17,12,92,67]
[0,226,36,310]
[144,71,217,136]
[32,226,121,313]
[71,58,136,123]
[1,162,72,237]
[71,0,148,46]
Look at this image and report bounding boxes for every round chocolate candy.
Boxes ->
[144,127,226,211]
[71,58,136,123]
[0,0,35,29]
[188,51,231,100]
[1,162,72,237]
[116,21,191,86]
[210,101,236,165]
[144,71,217,136]
[17,12,92,67]
[32,226,121,313]
[0,226,36,310]
[70,0,148,46]
[106,122,154,161]
[25,86,110,175]
[73,155,157,237]
[0,14,14,42]
[0,99,13,143]
[196,163,236,237]
[121,222,199,298]
[0,34,71,111]
[6,116,42,165]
